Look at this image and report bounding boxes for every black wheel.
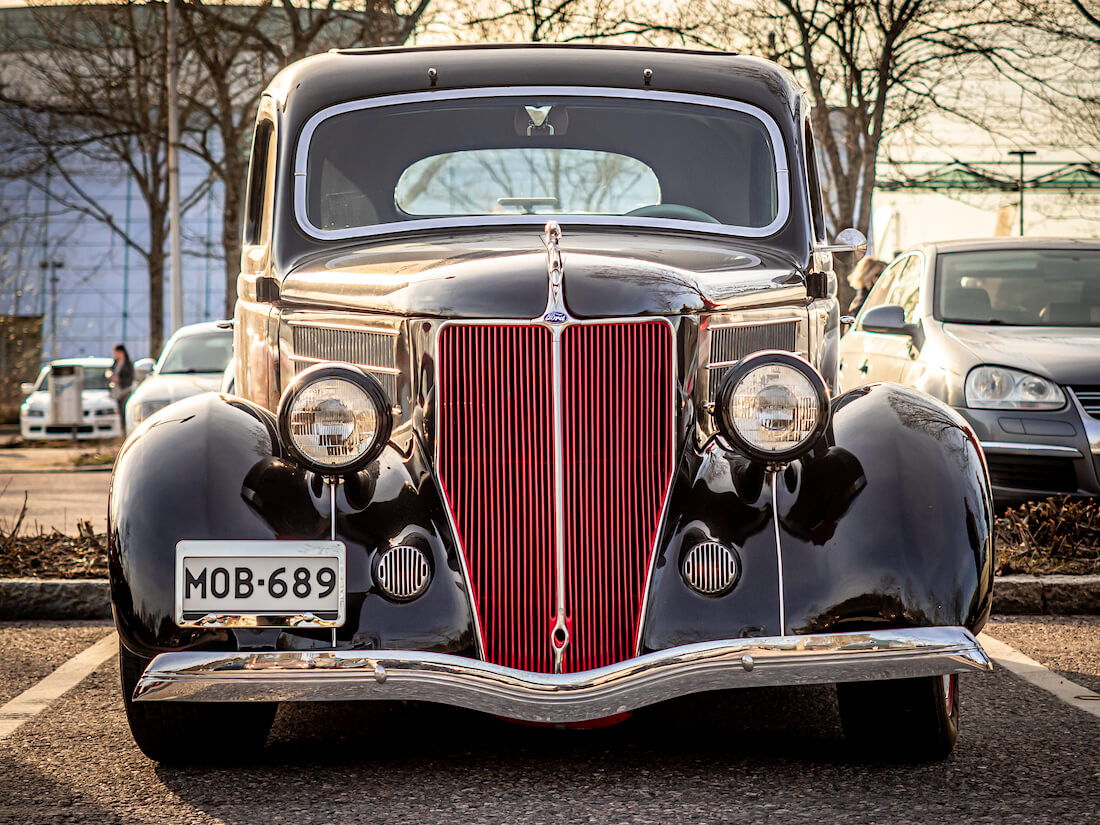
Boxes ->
[119,646,276,764]
[837,674,959,761]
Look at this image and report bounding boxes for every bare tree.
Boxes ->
[702,1,1037,245]
[0,1,210,354]
[174,0,433,317]
[461,0,708,44]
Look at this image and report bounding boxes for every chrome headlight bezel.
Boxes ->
[963,365,1066,411]
[276,362,392,475]
[714,351,830,464]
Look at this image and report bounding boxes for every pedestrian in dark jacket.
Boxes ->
[110,343,134,425]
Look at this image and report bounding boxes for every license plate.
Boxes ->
[175,541,345,628]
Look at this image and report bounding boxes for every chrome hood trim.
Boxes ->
[133,627,991,723]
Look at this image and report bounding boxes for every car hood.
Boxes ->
[944,324,1100,384]
[131,373,223,403]
[23,390,115,410]
[280,230,809,318]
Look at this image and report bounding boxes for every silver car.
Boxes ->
[838,237,1100,504]
[125,322,234,434]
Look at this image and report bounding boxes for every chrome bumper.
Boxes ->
[134,627,991,723]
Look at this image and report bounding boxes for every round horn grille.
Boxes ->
[375,545,431,601]
[682,542,739,596]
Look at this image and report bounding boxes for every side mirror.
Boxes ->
[20,382,34,396]
[820,228,868,262]
[860,304,911,336]
[134,357,156,382]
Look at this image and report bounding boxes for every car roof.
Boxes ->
[267,44,807,123]
[919,237,1100,255]
[42,357,114,369]
[165,321,230,338]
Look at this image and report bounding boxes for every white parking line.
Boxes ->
[979,632,1100,720]
[0,632,118,741]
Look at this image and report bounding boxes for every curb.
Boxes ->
[0,579,111,620]
[0,466,114,474]
[2,575,1100,621]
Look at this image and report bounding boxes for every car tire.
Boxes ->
[119,646,276,764]
[836,674,959,761]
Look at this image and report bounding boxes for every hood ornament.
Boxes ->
[539,221,569,325]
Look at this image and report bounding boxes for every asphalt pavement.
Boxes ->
[0,618,1097,824]
[0,472,111,536]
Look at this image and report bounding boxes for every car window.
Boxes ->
[936,249,1100,326]
[395,149,660,217]
[856,255,906,319]
[158,332,234,374]
[880,255,922,323]
[305,94,782,234]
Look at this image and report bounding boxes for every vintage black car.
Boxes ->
[109,45,994,763]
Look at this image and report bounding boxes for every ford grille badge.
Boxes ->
[537,221,572,326]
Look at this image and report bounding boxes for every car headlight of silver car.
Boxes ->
[714,351,830,464]
[964,366,1065,411]
[276,362,392,475]
[133,399,171,424]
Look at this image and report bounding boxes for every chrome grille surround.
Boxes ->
[289,322,399,403]
[681,541,740,596]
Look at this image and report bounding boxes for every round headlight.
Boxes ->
[277,363,392,474]
[715,351,830,463]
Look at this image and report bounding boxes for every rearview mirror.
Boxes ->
[820,228,868,262]
[20,382,34,396]
[860,304,910,336]
[134,357,156,383]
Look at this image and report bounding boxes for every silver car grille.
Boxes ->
[290,324,399,402]
[1071,386,1100,420]
[706,320,798,402]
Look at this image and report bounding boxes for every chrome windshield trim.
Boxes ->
[293,86,791,243]
[133,627,992,722]
[979,441,1084,459]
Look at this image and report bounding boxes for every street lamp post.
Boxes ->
[39,259,63,360]
[1008,149,1036,236]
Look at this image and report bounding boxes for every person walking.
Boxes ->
[110,343,135,426]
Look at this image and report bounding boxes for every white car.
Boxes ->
[19,357,122,441]
[125,322,234,434]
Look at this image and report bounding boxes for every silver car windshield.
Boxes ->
[159,332,234,375]
[297,89,787,240]
[937,249,1100,327]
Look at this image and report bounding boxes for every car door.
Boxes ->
[839,254,921,388]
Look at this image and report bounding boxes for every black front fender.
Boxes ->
[109,392,477,659]
[640,383,994,652]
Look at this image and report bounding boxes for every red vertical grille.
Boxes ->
[438,325,556,672]
[437,321,674,674]
[561,322,673,672]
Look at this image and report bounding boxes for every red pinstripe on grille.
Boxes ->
[437,321,673,673]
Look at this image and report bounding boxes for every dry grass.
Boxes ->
[994,496,1100,575]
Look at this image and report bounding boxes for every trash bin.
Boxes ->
[48,363,84,437]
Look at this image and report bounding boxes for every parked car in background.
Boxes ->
[110,45,994,765]
[124,321,234,434]
[19,357,121,441]
[839,238,1100,504]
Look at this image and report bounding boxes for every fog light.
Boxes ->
[375,545,432,601]
[682,541,740,596]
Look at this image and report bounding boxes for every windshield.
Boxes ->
[158,331,233,374]
[33,366,110,391]
[302,93,783,236]
[937,249,1100,326]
